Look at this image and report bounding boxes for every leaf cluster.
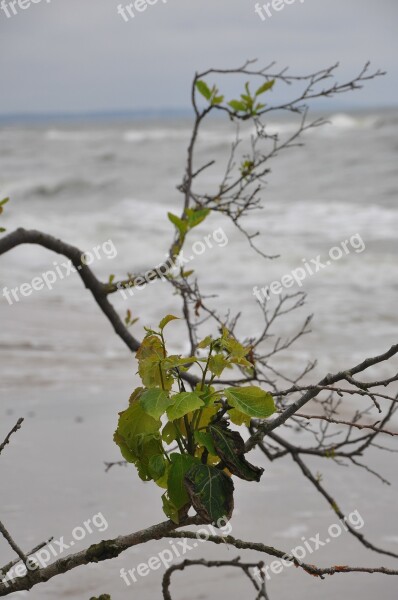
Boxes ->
[114,316,275,523]
[195,78,275,116]
[167,207,211,257]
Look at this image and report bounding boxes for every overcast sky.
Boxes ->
[0,0,397,115]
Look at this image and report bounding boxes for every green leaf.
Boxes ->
[114,402,162,481]
[228,408,251,427]
[136,336,173,390]
[148,454,167,481]
[0,227,6,233]
[185,208,211,229]
[167,212,188,237]
[194,431,217,456]
[241,160,255,177]
[230,357,254,370]
[139,359,173,390]
[220,335,250,360]
[167,453,199,510]
[209,422,264,482]
[0,197,9,210]
[167,392,204,421]
[143,326,159,335]
[140,388,173,420]
[255,79,275,96]
[197,335,213,349]
[196,80,212,101]
[128,386,145,405]
[255,102,266,111]
[208,354,231,377]
[196,384,220,407]
[228,100,247,112]
[162,420,177,444]
[224,386,275,419]
[115,401,161,456]
[162,493,180,523]
[184,463,234,523]
[196,405,219,428]
[159,314,180,330]
[136,335,164,361]
[154,465,170,489]
[162,355,198,370]
[212,95,224,105]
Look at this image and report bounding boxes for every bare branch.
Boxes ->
[168,531,398,579]
[162,557,269,600]
[104,461,128,473]
[0,522,31,573]
[246,343,398,451]
[291,413,398,437]
[0,419,24,458]
[0,538,53,579]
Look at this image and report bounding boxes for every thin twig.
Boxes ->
[0,419,24,458]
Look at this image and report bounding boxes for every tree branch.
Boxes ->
[162,557,270,600]
[168,531,398,579]
[0,229,200,388]
[0,419,24,458]
[0,517,201,597]
[246,343,398,451]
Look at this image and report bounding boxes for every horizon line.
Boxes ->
[1,103,397,124]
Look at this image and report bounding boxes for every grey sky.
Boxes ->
[0,0,397,114]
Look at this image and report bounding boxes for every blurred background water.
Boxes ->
[0,109,398,599]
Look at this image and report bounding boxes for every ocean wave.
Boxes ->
[259,121,300,136]
[309,113,382,137]
[0,341,53,351]
[124,128,239,145]
[124,129,191,142]
[45,129,112,142]
[43,115,380,150]
[24,178,112,198]
[328,113,360,129]
[252,200,398,240]
[264,114,380,138]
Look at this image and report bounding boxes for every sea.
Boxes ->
[0,108,397,599]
